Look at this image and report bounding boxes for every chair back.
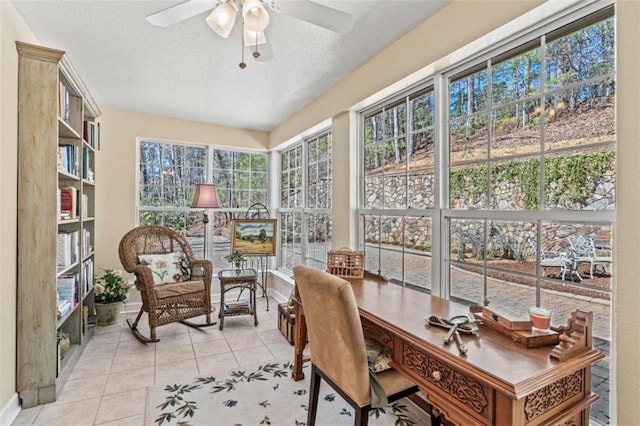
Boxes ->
[293,265,370,406]
[119,225,196,273]
[569,236,596,258]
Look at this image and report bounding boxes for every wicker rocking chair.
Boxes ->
[118,225,215,343]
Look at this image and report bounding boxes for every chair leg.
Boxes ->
[354,406,369,426]
[127,308,160,344]
[307,365,321,426]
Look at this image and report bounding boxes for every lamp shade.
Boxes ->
[243,28,267,46]
[191,184,222,208]
[206,1,238,38]
[242,0,269,32]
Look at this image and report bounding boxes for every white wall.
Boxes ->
[95,108,269,273]
[0,2,39,420]
[612,1,640,423]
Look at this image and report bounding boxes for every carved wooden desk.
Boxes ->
[292,276,603,426]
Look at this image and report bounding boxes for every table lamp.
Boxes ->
[190,184,221,258]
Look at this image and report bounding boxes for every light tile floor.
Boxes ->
[13,296,291,426]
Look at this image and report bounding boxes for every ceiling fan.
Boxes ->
[146,0,355,68]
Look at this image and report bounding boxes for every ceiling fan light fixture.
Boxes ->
[242,0,269,32]
[243,28,267,46]
[206,1,238,38]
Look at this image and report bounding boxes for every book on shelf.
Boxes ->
[59,186,78,220]
[82,258,94,294]
[58,81,70,124]
[81,146,94,182]
[58,144,79,176]
[56,299,72,319]
[83,120,100,150]
[57,272,79,308]
[57,230,79,268]
[82,228,92,257]
[81,193,89,219]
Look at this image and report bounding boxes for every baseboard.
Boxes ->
[1,393,21,426]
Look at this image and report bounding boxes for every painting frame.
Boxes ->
[231,219,278,256]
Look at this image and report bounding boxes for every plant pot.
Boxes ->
[95,302,121,326]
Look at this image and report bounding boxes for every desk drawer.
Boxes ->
[400,340,492,423]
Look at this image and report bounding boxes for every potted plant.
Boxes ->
[94,269,131,325]
[225,251,246,273]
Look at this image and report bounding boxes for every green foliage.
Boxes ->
[94,269,131,303]
[545,151,615,207]
[450,151,614,209]
[450,164,488,206]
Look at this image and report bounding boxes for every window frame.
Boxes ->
[135,138,270,264]
[278,128,333,272]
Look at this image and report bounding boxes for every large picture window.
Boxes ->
[137,140,269,271]
[279,131,332,272]
[358,8,614,424]
[360,88,435,291]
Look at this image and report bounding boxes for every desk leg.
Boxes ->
[252,282,258,326]
[407,394,440,426]
[292,303,307,381]
[219,288,225,331]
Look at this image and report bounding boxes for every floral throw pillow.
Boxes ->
[138,252,186,285]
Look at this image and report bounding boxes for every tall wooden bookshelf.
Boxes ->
[16,42,100,408]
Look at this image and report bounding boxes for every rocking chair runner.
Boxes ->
[118,225,216,343]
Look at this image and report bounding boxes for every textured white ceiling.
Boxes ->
[11,0,449,131]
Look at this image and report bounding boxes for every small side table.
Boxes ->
[218,268,258,331]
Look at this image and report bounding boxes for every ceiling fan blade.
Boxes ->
[146,0,218,27]
[272,0,354,34]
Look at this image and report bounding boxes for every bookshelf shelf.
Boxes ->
[16,41,101,409]
[82,251,95,262]
[58,118,81,139]
[58,170,80,181]
[56,262,80,277]
[57,304,79,327]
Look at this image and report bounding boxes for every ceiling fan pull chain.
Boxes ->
[253,31,261,59]
[239,19,247,69]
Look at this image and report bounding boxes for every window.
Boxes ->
[137,140,269,269]
[138,140,207,245]
[212,149,268,209]
[360,89,436,291]
[358,8,614,424]
[279,131,332,271]
[445,14,615,317]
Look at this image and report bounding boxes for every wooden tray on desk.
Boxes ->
[471,305,560,348]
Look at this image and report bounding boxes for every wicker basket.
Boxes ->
[326,248,365,278]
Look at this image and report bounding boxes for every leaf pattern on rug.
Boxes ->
[155,361,422,425]
[156,362,291,424]
[259,415,272,424]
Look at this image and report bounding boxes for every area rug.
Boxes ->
[148,360,430,425]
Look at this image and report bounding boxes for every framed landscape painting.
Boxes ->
[231,219,277,256]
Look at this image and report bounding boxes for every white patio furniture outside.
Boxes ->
[569,236,612,279]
